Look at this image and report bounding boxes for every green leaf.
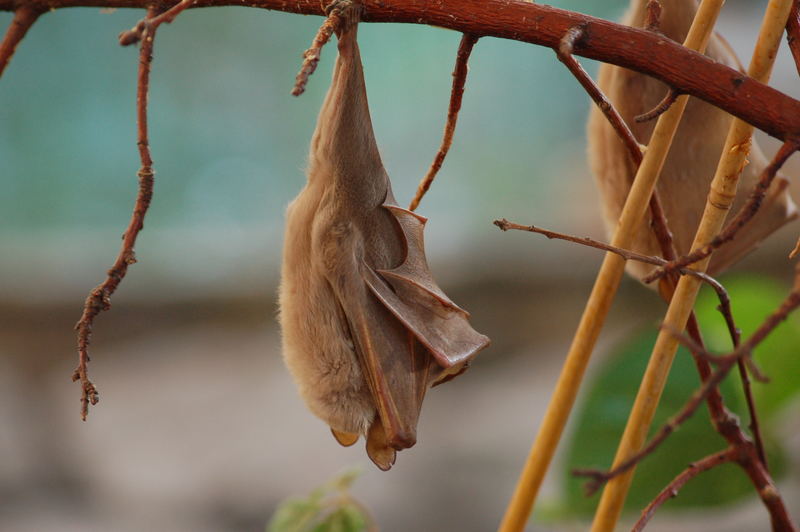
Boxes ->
[694,276,800,418]
[268,498,324,532]
[268,469,369,532]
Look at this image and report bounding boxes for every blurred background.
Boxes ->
[1,0,799,530]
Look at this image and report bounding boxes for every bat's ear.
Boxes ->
[362,203,490,369]
[331,428,359,447]
[366,416,397,471]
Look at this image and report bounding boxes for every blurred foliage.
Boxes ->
[267,469,371,532]
[558,276,800,518]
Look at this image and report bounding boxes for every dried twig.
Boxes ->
[0,5,43,78]
[493,219,724,293]
[73,8,159,420]
[408,33,478,211]
[292,0,362,97]
[645,139,800,284]
[632,448,736,532]
[118,0,195,46]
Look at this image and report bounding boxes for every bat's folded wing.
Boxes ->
[362,202,490,369]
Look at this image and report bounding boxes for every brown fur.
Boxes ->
[588,0,797,280]
[279,17,488,470]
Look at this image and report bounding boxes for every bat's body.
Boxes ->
[279,16,488,470]
[589,0,797,280]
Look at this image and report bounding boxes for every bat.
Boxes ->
[278,10,489,470]
[588,0,798,281]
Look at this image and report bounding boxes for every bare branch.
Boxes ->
[73,7,159,420]
[0,5,44,78]
[632,448,735,532]
[555,25,644,168]
[3,0,800,142]
[408,33,478,211]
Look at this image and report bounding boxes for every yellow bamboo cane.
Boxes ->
[497,2,726,530]
[590,2,795,530]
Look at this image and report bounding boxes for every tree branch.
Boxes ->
[73,6,159,420]
[0,5,44,78]
[4,0,800,142]
[632,448,736,532]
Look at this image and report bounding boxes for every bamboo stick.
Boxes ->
[590,2,795,530]
[497,2,725,530]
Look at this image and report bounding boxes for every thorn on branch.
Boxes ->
[75,6,159,420]
[408,33,478,212]
[292,0,362,97]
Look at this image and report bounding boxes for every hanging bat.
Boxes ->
[588,0,797,281]
[278,12,489,470]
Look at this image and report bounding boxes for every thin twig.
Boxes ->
[554,24,644,168]
[636,89,680,123]
[73,8,159,421]
[644,0,663,32]
[645,139,800,284]
[493,219,724,294]
[0,5,43,78]
[632,448,735,532]
[577,266,800,517]
[787,0,800,77]
[118,0,195,46]
[292,0,361,97]
[408,33,478,211]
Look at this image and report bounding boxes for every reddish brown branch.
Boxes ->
[118,0,195,45]
[645,139,800,284]
[555,24,644,168]
[4,1,800,142]
[0,5,43,78]
[492,219,730,307]
[787,0,800,77]
[73,8,159,421]
[632,448,735,532]
[408,33,478,211]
